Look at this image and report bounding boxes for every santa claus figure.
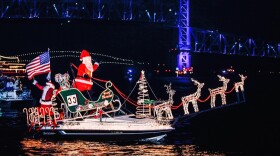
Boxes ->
[73,49,99,92]
[33,75,55,115]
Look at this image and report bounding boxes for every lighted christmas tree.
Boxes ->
[136,70,154,118]
[137,70,150,105]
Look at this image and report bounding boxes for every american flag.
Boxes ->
[26,52,51,80]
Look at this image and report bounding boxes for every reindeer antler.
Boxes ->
[191,78,200,85]
[191,78,204,87]
[164,83,175,94]
[239,74,247,80]
[164,83,171,90]
[217,75,223,79]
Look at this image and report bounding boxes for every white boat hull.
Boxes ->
[34,116,175,141]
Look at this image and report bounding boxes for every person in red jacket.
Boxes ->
[73,50,99,98]
[33,77,55,115]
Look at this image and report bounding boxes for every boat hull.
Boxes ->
[37,128,173,141]
[32,116,175,141]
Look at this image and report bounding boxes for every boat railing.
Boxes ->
[23,106,60,128]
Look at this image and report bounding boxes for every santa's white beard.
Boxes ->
[82,57,93,72]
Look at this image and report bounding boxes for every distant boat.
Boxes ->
[0,88,33,102]
[0,55,35,109]
[0,87,34,111]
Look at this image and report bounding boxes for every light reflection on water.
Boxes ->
[20,138,225,155]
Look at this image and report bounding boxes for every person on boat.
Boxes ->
[13,77,20,90]
[0,72,7,91]
[14,77,23,96]
[73,49,99,99]
[6,77,14,91]
[32,73,56,116]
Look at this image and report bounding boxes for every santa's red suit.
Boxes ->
[73,50,99,91]
[33,80,55,115]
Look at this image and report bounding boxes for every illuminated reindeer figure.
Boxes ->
[181,78,204,115]
[234,74,247,102]
[234,74,247,92]
[208,75,230,108]
[154,83,175,123]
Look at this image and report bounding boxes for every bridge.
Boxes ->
[1,0,279,70]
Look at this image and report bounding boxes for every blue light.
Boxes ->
[177,52,191,70]
[127,69,133,81]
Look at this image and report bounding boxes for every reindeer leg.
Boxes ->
[183,102,190,115]
[221,93,226,105]
[242,91,246,102]
[193,101,199,112]
[211,96,216,108]
[236,92,240,103]
[168,108,173,119]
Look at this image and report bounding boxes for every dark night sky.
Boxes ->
[191,0,280,41]
[0,0,279,57]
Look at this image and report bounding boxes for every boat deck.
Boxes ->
[0,98,34,102]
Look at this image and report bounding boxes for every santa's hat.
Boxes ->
[46,81,55,89]
[80,49,91,61]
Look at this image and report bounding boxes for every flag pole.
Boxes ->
[47,48,51,81]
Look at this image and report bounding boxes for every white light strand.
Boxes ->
[13,50,139,65]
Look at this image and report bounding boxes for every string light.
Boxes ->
[8,50,175,72]
[13,50,137,65]
[0,55,26,74]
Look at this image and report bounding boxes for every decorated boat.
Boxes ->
[0,77,34,110]
[23,71,175,141]
[0,55,34,108]
[21,50,247,142]
[0,86,33,102]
